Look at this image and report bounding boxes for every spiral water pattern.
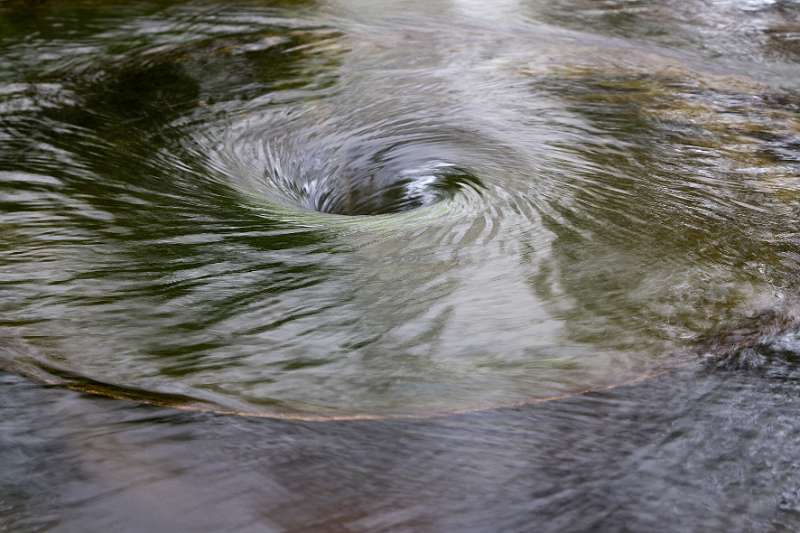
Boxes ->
[2,0,800,417]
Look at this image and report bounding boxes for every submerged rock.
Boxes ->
[696,307,800,371]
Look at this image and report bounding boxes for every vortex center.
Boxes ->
[289,162,483,216]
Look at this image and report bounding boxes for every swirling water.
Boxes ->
[2,0,800,530]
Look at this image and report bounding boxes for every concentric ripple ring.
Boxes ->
[2,0,800,419]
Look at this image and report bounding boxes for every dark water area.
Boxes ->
[2,0,800,530]
[7,368,800,532]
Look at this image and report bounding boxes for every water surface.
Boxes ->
[2,0,800,530]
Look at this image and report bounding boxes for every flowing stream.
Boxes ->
[2,0,800,530]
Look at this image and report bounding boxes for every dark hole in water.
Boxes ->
[306,167,484,216]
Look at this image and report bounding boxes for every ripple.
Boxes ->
[237,138,485,216]
[2,1,800,418]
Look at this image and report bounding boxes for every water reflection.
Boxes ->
[5,364,800,531]
[2,0,800,527]
[2,0,800,417]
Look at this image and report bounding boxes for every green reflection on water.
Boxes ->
[1,0,799,416]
